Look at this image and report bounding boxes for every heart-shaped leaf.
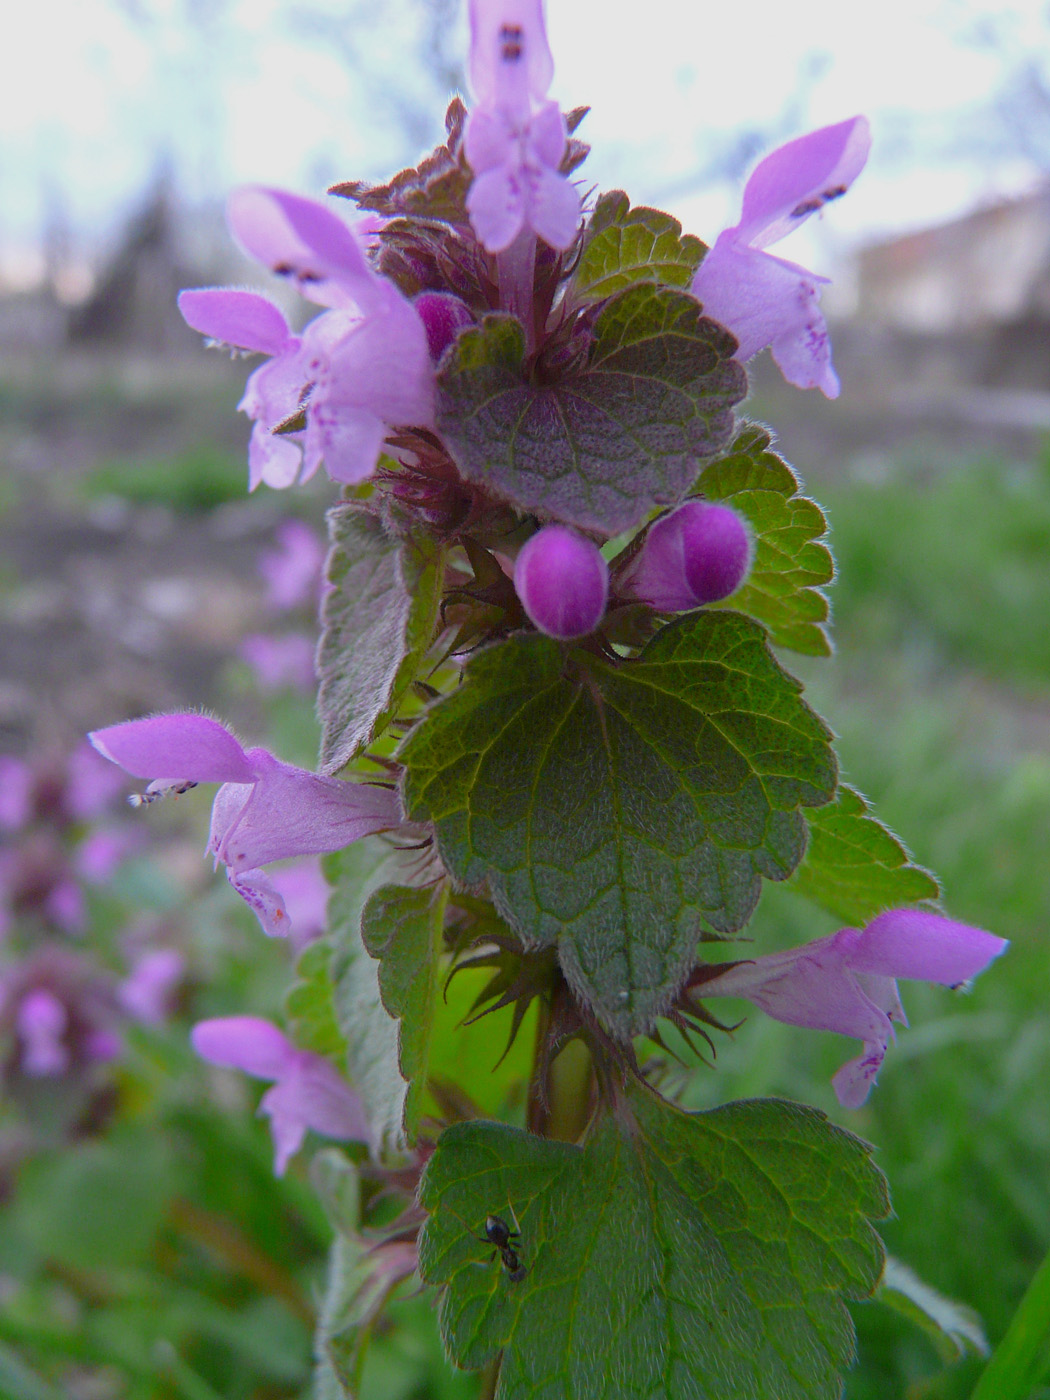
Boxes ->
[420,1089,888,1399]
[401,611,835,1035]
[436,285,746,535]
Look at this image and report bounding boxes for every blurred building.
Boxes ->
[854,187,1050,391]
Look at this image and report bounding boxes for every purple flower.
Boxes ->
[88,714,400,939]
[464,0,581,252]
[267,859,331,951]
[413,292,476,362]
[191,1016,367,1174]
[238,633,317,693]
[178,287,309,490]
[180,188,434,490]
[258,519,326,612]
[118,948,185,1025]
[45,878,86,935]
[74,827,143,884]
[691,117,871,398]
[0,757,33,832]
[16,988,70,1077]
[0,948,123,1084]
[696,908,1007,1107]
[514,525,609,639]
[619,502,753,611]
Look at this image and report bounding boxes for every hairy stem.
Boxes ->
[526,998,596,1143]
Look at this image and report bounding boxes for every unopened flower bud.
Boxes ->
[621,502,752,611]
[514,525,609,640]
[414,292,475,361]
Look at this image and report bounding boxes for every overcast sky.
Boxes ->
[3,0,1049,282]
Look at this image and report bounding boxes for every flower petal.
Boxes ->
[119,949,184,1024]
[178,288,292,356]
[258,1080,309,1175]
[321,293,435,426]
[304,406,387,486]
[248,423,305,491]
[212,751,400,872]
[290,1054,369,1142]
[191,1015,294,1079]
[527,161,581,250]
[258,1053,367,1174]
[693,238,838,396]
[90,714,258,786]
[736,115,871,250]
[468,0,554,113]
[227,186,376,310]
[702,930,892,1046]
[467,164,527,253]
[229,866,293,938]
[17,989,70,1077]
[849,909,1008,986]
[831,1042,886,1109]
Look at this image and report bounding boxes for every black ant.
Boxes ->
[480,1214,526,1283]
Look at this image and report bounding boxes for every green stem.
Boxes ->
[972,1242,1050,1399]
[525,989,595,1143]
[479,1354,502,1400]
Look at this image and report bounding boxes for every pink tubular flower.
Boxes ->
[16,989,70,1077]
[697,909,1007,1107]
[88,714,400,939]
[191,1016,367,1174]
[0,757,34,831]
[691,117,871,398]
[118,948,185,1025]
[267,859,331,951]
[464,0,581,252]
[514,525,609,639]
[258,519,326,613]
[619,502,753,612]
[238,633,317,693]
[0,948,123,1083]
[178,287,308,490]
[179,187,434,490]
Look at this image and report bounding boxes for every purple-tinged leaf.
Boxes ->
[436,285,746,535]
[317,505,445,773]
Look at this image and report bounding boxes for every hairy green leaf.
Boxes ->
[420,1089,888,1399]
[310,1149,415,1400]
[284,938,347,1060]
[401,611,835,1035]
[696,425,834,655]
[877,1256,988,1363]
[436,285,746,535]
[573,190,706,302]
[318,504,443,774]
[326,839,424,1153]
[361,883,448,1137]
[795,784,941,925]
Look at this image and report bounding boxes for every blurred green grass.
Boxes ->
[79,445,251,513]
